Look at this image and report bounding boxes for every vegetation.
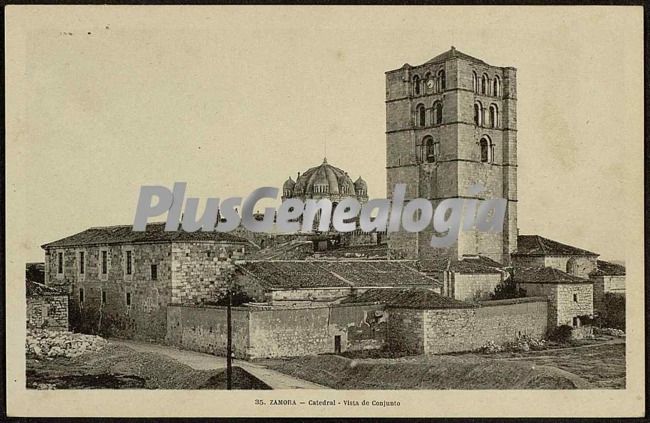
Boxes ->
[549,325,574,344]
[598,293,625,330]
[490,275,526,300]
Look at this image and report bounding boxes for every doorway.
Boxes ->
[334,335,341,354]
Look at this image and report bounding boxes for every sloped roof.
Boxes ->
[425,47,487,66]
[42,222,248,249]
[514,235,598,257]
[419,255,504,274]
[590,260,626,276]
[237,260,439,290]
[26,280,65,297]
[514,267,592,285]
[341,287,476,310]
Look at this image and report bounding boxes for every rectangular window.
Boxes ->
[101,250,108,274]
[57,252,63,274]
[126,250,133,275]
[126,292,132,306]
[151,264,158,281]
[79,288,84,303]
[79,251,85,274]
[101,290,106,305]
[573,293,578,303]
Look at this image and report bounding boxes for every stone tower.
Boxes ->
[385,47,517,264]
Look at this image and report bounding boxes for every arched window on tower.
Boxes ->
[493,76,500,97]
[424,137,439,163]
[480,136,493,163]
[434,101,443,125]
[472,71,478,93]
[489,104,498,128]
[413,75,421,96]
[474,102,483,126]
[416,104,426,127]
[481,74,488,95]
[438,70,446,91]
[424,72,432,92]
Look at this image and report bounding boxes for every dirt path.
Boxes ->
[110,339,329,390]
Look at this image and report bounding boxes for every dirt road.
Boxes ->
[110,339,329,390]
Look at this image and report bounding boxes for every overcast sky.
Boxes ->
[7,6,643,262]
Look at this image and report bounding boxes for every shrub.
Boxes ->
[549,325,573,343]
[490,276,526,300]
[599,293,625,330]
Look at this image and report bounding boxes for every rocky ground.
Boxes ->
[26,329,108,359]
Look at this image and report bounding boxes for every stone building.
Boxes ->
[589,260,626,313]
[41,223,250,340]
[514,267,593,329]
[26,263,68,331]
[385,47,517,265]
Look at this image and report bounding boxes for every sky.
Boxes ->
[7,6,643,262]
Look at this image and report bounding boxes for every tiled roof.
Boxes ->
[317,244,389,260]
[341,287,476,310]
[514,235,598,257]
[425,47,487,66]
[42,222,248,249]
[26,280,65,297]
[513,267,592,285]
[590,260,626,277]
[419,255,504,274]
[237,260,439,290]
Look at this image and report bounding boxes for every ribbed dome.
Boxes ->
[282,176,295,191]
[293,158,356,198]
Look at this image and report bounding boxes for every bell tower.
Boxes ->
[385,47,517,264]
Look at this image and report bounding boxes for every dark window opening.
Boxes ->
[126,250,132,275]
[434,102,443,125]
[413,75,420,95]
[481,75,488,95]
[79,288,84,303]
[572,316,580,327]
[573,293,578,303]
[416,104,426,127]
[57,252,63,274]
[126,292,132,306]
[101,250,108,274]
[151,264,158,281]
[101,290,106,305]
[79,251,85,274]
[474,103,482,126]
[480,138,490,163]
[438,70,446,90]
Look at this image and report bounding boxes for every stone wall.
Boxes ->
[386,308,425,354]
[451,272,503,301]
[418,298,548,354]
[517,282,593,328]
[543,255,597,278]
[171,241,245,304]
[166,303,387,359]
[166,304,250,358]
[26,295,68,331]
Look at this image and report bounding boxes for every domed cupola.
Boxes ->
[282,176,295,199]
[287,157,368,204]
[354,176,368,197]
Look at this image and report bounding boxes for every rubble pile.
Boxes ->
[594,327,625,338]
[26,329,108,359]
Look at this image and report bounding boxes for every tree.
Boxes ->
[490,274,526,300]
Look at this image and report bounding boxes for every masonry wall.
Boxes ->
[26,295,69,331]
[171,241,246,304]
[386,308,425,354]
[452,272,503,301]
[592,275,625,313]
[418,298,548,354]
[166,304,250,358]
[543,255,597,279]
[517,282,593,329]
[247,303,386,359]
